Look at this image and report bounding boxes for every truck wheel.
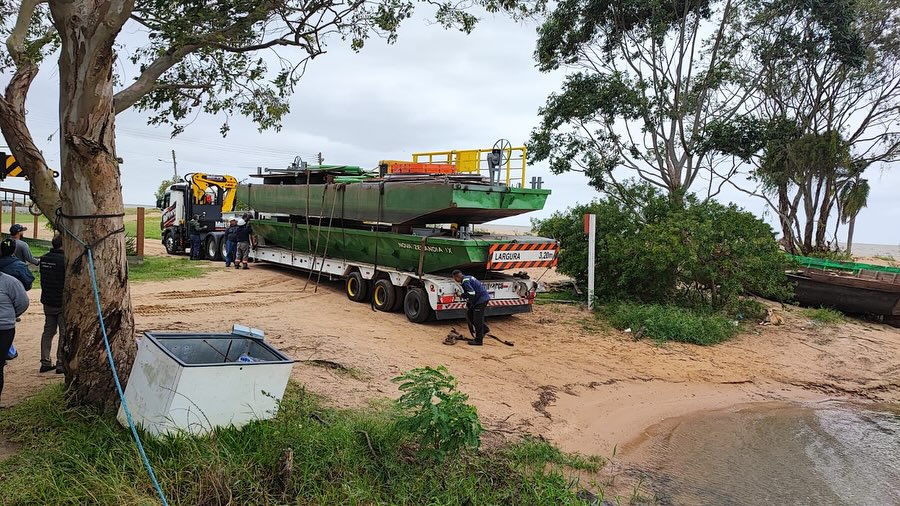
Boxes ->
[346,271,370,302]
[205,236,219,260]
[404,288,432,323]
[219,239,228,260]
[391,287,406,312]
[164,232,178,255]
[373,279,397,312]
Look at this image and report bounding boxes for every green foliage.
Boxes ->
[724,297,769,323]
[124,234,137,256]
[154,176,180,203]
[602,302,739,345]
[534,183,792,309]
[804,248,853,262]
[802,307,845,325]
[392,366,482,462]
[0,384,595,504]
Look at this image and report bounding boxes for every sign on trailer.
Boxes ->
[487,242,559,270]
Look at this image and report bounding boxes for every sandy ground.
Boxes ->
[3,254,898,466]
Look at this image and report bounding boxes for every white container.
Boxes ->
[117,330,294,437]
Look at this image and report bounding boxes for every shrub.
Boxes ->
[725,298,768,323]
[534,182,792,309]
[602,301,739,345]
[392,366,482,462]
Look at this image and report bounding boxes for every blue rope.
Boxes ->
[87,249,169,505]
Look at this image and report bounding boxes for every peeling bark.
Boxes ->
[48,0,136,412]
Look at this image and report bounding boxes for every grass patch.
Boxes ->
[535,290,583,305]
[801,307,844,325]
[124,216,163,241]
[128,256,211,283]
[600,302,739,345]
[0,383,605,505]
[873,254,897,264]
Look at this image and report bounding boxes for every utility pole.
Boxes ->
[317,152,323,165]
[171,150,178,179]
[584,213,596,310]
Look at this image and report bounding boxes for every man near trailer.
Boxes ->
[224,217,238,268]
[8,224,38,266]
[188,214,203,260]
[452,270,491,346]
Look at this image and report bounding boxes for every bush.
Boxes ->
[601,301,739,345]
[535,183,792,309]
[392,366,482,462]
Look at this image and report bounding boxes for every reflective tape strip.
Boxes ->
[486,242,559,270]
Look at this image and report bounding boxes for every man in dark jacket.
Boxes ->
[188,214,203,260]
[9,224,38,265]
[452,269,491,346]
[38,234,65,374]
[0,238,34,291]
[234,218,253,270]
[224,217,238,267]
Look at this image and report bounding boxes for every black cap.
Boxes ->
[9,224,26,234]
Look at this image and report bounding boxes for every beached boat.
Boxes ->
[787,257,900,323]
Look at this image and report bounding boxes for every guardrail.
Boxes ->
[412,145,528,188]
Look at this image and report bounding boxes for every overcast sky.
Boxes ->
[3,11,898,245]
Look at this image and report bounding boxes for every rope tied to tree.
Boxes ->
[54,208,170,506]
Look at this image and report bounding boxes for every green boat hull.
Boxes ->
[252,220,524,273]
[239,181,550,226]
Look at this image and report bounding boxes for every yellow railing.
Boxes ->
[411,145,527,187]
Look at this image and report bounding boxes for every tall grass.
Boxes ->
[0,384,603,505]
[601,302,739,345]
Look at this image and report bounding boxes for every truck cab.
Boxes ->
[159,173,237,260]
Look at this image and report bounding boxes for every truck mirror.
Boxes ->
[156,197,163,209]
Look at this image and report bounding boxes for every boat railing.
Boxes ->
[411,146,528,187]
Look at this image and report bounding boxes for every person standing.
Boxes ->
[0,239,34,291]
[234,218,252,270]
[0,270,29,403]
[224,217,238,268]
[188,214,203,260]
[8,224,38,266]
[38,234,66,374]
[452,269,491,346]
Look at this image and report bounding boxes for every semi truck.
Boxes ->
[158,173,238,260]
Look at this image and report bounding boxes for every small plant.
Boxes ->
[802,307,844,325]
[392,366,482,462]
[124,233,137,256]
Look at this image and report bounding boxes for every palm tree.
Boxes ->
[838,177,870,255]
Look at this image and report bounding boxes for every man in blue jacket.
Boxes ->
[0,239,34,291]
[452,270,491,346]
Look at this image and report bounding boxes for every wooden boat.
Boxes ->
[787,266,900,319]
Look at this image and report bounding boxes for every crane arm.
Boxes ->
[187,173,238,212]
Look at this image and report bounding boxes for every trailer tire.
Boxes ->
[164,232,178,255]
[220,238,229,261]
[372,279,398,312]
[404,288,432,323]
[346,271,370,302]
[391,286,406,312]
[205,236,220,261]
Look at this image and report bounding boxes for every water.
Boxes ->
[628,402,900,505]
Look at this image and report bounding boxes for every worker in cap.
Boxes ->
[234,218,252,269]
[224,217,239,268]
[452,269,491,346]
[8,224,37,266]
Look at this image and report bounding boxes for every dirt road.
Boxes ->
[3,259,898,460]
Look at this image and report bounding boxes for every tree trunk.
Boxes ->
[50,0,136,412]
[846,215,856,255]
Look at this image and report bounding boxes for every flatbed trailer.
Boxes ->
[250,243,541,323]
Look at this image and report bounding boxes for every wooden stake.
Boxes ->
[136,206,145,258]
